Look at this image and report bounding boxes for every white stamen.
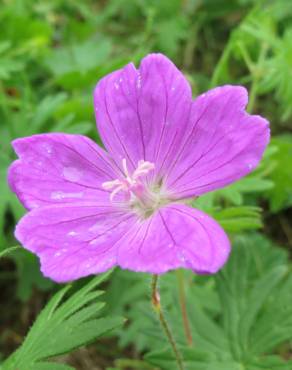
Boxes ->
[102,158,154,201]
[109,184,126,201]
[122,158,130,178]
[102,179,122,190]
[133,160,155,179]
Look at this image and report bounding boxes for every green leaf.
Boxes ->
[249,355,292,369]
[239,265,287,352]
[2,271,124,370]
[0,245,20,258]
[109,234,292,369]
[145,347,212,370]
[31,94,68,132]
[212,206,263,233]
[45,39,112,89]
[0,41,24,79]
[216,175,274,206]
[13,250,53,301]
[266,135,292,211]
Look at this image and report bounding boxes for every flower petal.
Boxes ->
[94,53,192,174]
[164,86,270,199]
[117,204,230,274]
[15,203,137,282]
[8,134,121,210]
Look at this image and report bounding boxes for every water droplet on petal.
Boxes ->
[67,231,78,237]
[63,166,82,181]
[89,222,101,233]
[51,191,84,200]
[51,191,63,200]
[41,143,53,156]
[89,239,98,246]
[178,251,186,263]
[136,76,142,89]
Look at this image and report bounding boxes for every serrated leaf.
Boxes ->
[212,206,263,232]
[145,347,212,370]
[249,355,292,370]
[239,266,287,352]
[2,271,123,370]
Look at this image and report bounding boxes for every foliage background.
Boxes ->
[0,0,292,369]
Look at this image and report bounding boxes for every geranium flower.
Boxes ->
[8,54,270,283]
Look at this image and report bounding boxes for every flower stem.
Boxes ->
[176,270,193,346]
[151,275,184,370]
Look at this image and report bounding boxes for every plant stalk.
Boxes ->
[151,275,184,370]
[176,270,193,346]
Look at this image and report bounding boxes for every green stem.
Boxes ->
[210,42,233,87]
[151,275,184,370]
[247,42,268,113]
[176,270,193,346]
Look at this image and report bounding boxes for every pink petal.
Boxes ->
[164,86,270,199]
[8,134,121,210]
[15,203,137,282]
[15,200,230,281]
[117,204,230,274]
[94,53,192,175]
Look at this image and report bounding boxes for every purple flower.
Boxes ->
[8,54,270,283]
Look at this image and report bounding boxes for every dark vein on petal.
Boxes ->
[61,136,113,179]
[172,129,265,196]
[137,217,153,254]
[158,211,176,245]
[136,71,146,159]
[79,135,123,177]
[163,89,232,185]
[167,94,239,187]
[29,210,126,230]
[85,215,134,244]
[103,76,135,168]
[156,102,192,179]
[168,206,215,269]
[152,62,172,165]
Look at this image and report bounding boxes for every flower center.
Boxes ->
[102,159,165,216]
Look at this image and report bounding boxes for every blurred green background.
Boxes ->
[1,0,292,369]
